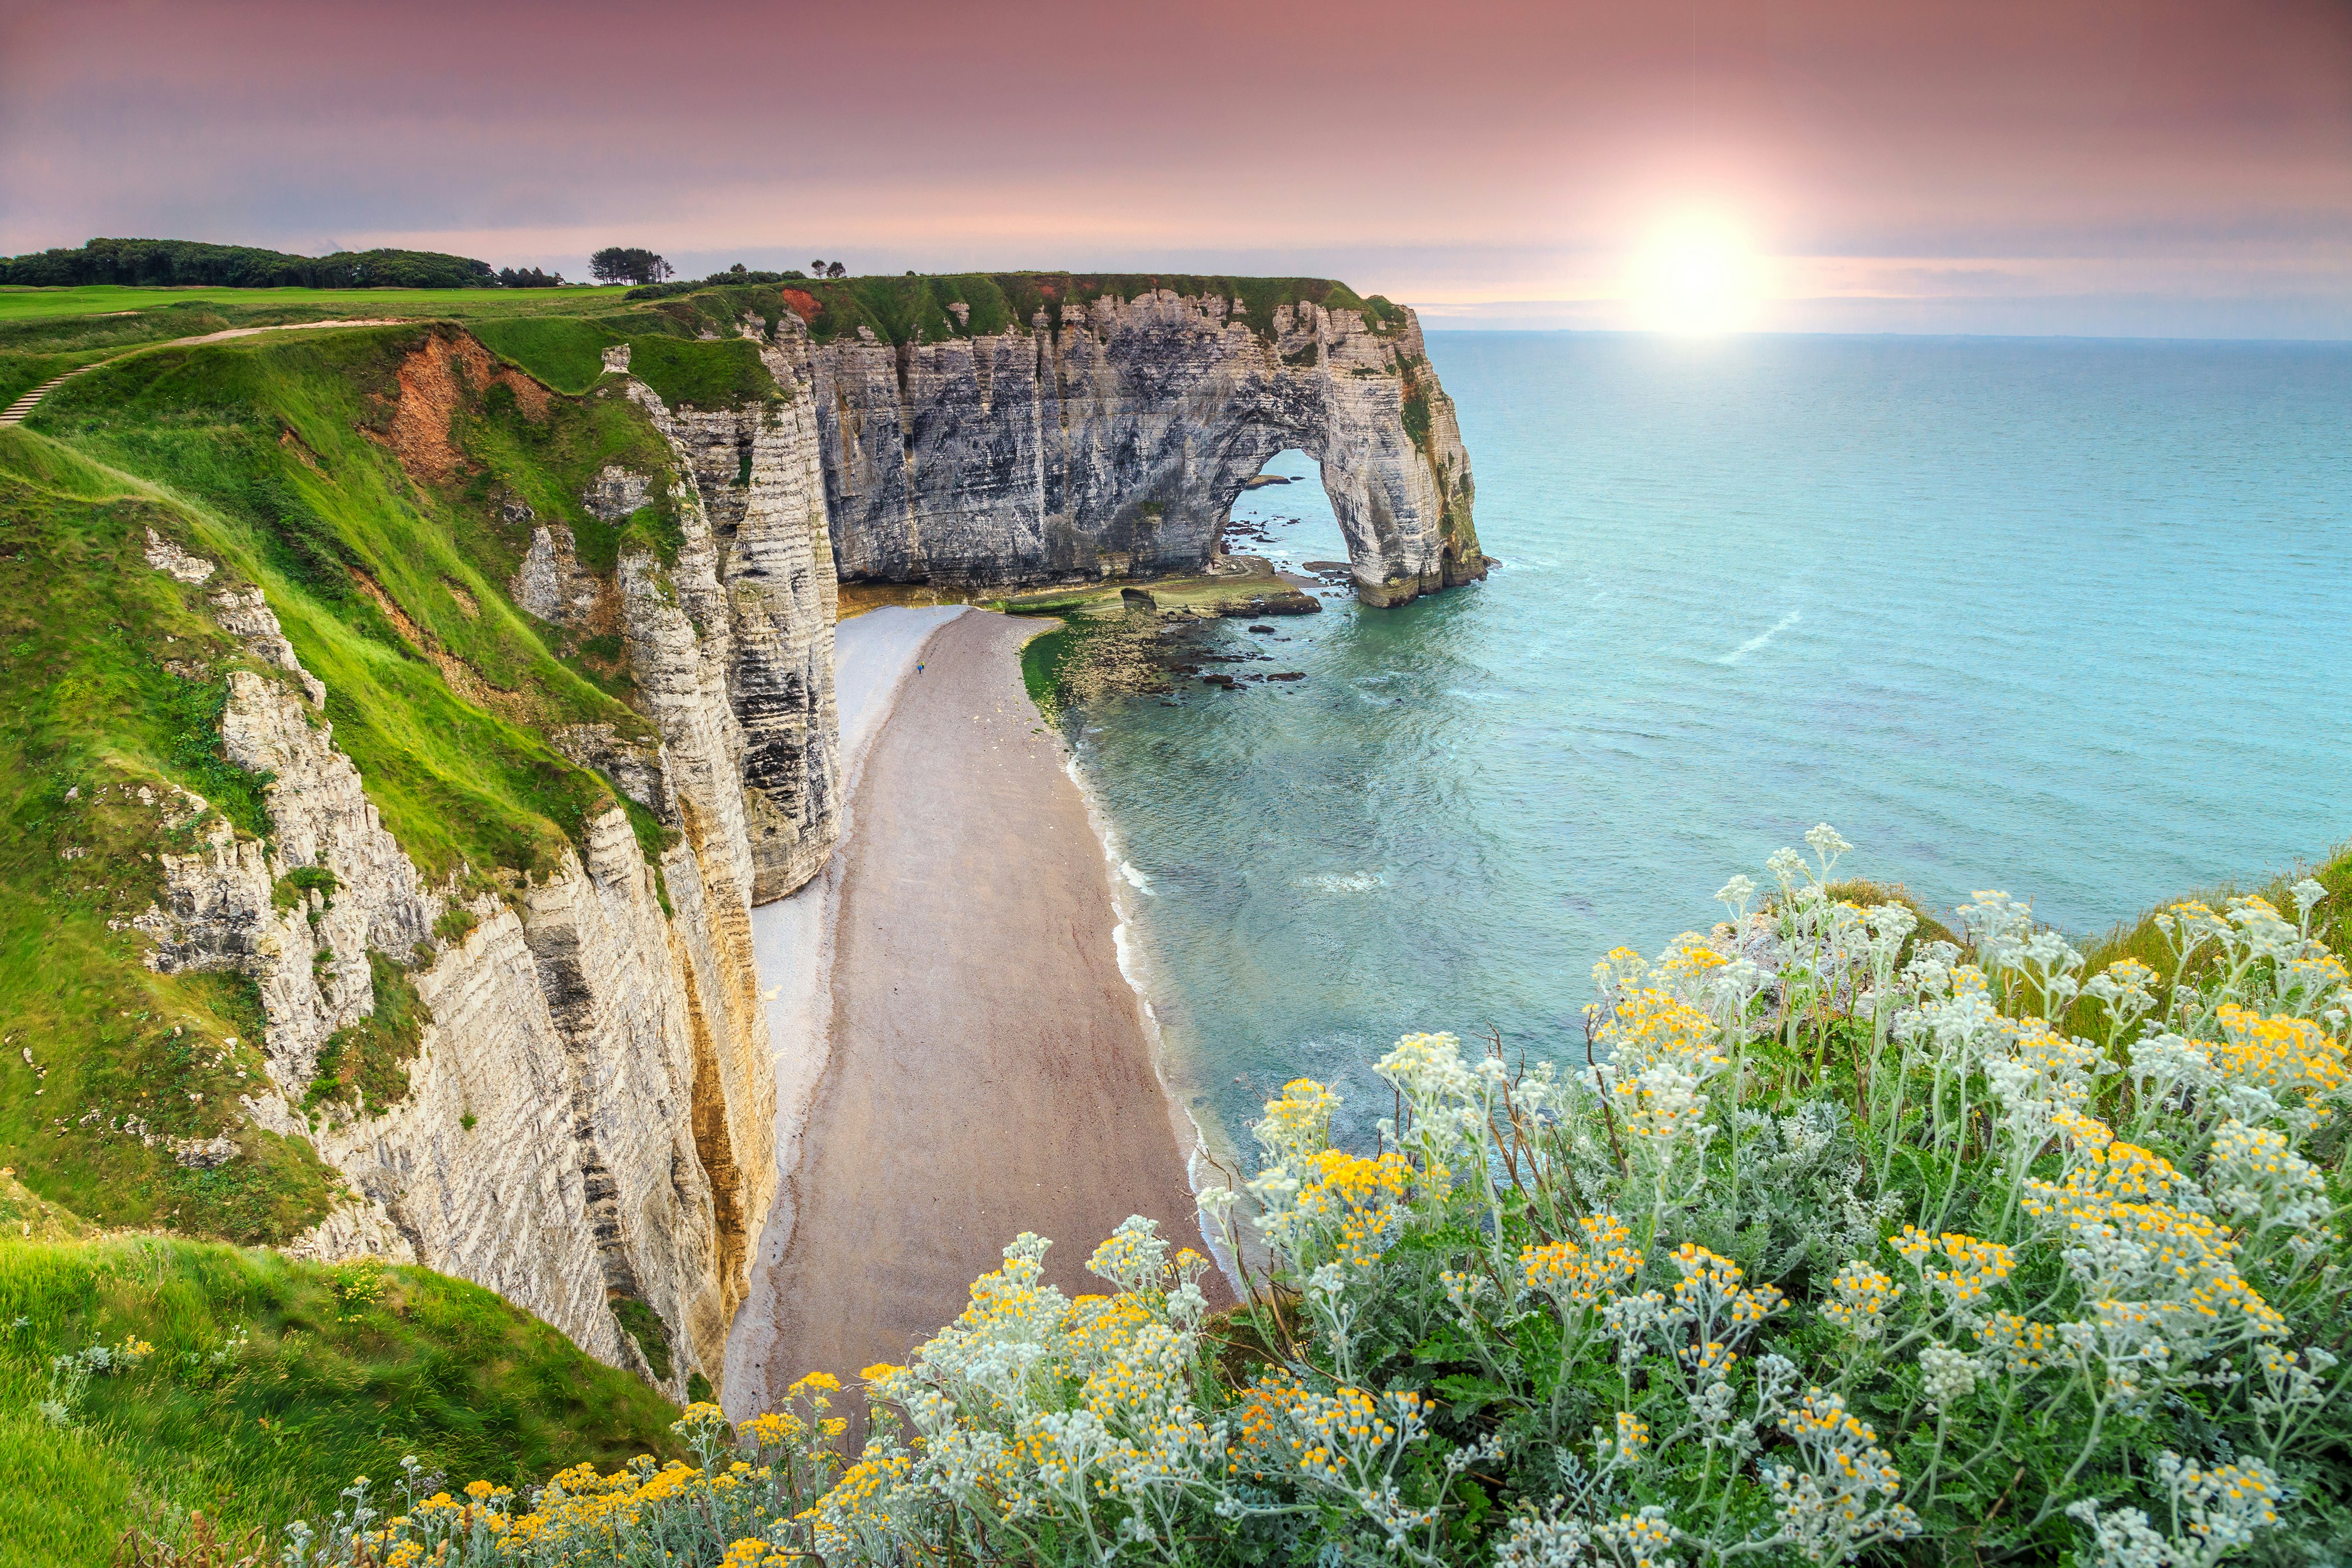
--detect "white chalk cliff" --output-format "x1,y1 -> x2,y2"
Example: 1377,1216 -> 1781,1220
120,279 -> 1481,1396
804,289 -> 1485,607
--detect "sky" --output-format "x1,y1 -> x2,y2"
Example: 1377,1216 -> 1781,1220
2,0 -> 2347,337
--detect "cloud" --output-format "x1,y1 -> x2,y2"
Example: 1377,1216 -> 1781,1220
2,0 -> 2345,336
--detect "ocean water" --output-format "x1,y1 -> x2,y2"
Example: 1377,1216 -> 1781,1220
1068,332 -> 2352,1161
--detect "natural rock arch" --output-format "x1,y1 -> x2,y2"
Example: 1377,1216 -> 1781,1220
802,288 -> 1487,606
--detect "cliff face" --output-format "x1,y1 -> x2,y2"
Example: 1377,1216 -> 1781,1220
621,341 -> 840,904
117,317 -> 842,1398
521,339 -> 841,906
134,541 -> 774,1396
804,290 -> 1484,607
59,275 -> 1469,1399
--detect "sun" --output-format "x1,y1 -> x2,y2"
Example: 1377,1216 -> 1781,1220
1627,216 -> 1765,333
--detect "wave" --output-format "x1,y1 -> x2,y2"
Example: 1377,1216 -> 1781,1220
1295,871 -> 1388,893
1715,607 -> 1802,664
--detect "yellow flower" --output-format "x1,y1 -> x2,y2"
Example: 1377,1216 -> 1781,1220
1822,1260 -> 1901,1341
2213,1005 -> 2347,1105
1521,1224 -> 1643,1308
1256,1078 -> 1339,1163
1290,1148 -> 1412,1267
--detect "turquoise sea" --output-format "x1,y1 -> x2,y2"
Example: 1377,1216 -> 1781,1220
1066,332 -> 2352,1160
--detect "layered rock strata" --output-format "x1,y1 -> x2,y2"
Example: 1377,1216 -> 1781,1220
136,541 -> 777,1398
804,291 -> 1485,607
509,335 -> 841,907
622,345 -> 840,903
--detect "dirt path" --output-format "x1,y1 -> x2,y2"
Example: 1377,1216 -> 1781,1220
733,610 -> 1208,1395
1,318 -> 409,426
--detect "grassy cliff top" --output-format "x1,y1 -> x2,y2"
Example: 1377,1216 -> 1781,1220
0,272 -> 1410,402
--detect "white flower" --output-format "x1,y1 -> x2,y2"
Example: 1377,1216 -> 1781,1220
1714,873 -> 1757,918
2067,1499 -> 2173,1568
1497,1501 -> 1594,1568
1919,1343 -> 1978,1410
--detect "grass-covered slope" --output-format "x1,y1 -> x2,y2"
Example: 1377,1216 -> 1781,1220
0,1235 -> 682,1568
30,324 -> 670,882
0,434 -> 347,1242
0,315 -> 719,1241
1,270 -> 1406,407
0,288 -> 638,407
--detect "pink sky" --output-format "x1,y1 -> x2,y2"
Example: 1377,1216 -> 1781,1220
3,0 -> 2346,335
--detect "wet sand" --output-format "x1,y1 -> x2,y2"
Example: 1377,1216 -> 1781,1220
730,609 -> 1206,1399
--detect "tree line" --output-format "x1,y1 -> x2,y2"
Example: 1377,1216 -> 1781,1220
0,239 -> 501,290
0,238 -> 861,291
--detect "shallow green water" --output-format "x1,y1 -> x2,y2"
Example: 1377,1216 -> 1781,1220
1069,331 -> 2352,1159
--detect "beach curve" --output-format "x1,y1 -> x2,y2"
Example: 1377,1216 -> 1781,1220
725,608 -> 1208,1411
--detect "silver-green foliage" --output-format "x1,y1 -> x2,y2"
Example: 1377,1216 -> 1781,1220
282,829 -> 2352,1567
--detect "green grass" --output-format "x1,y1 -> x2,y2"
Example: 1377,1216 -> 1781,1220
608,1296 -> 672,1381
0,1236 -> 682,1568
1019,618 -> 1081,716
457,367 -> 686,573
622,335 -> 782,412
305,954 -> 430,1117
0,285 -> 638,324
25,325 -> 656,884
0,447 -> 344,1240
467,316 -> 627,395
0,319 -> 707,1234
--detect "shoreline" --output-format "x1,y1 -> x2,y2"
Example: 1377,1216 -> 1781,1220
724,608 -> 1212,1413
1056,745 -> 1254,1296
724,605 -> 969,1419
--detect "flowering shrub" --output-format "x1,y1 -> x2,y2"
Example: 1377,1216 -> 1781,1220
39,1331 -> 154,1424
286,831 -> 2350,1565
283,1383 -> 846,1567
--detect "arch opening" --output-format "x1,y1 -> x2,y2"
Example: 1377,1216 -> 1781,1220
1217,448 -> 1355,599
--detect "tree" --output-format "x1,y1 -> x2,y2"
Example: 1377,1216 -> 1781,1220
590,247 -> 672,285
497,266 -> 564,289
826,260 -> 847,278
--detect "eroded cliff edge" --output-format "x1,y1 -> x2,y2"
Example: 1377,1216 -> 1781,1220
797,279 -> 1484,608
3,272 -> 1475,1403
15,319 -> 838,1401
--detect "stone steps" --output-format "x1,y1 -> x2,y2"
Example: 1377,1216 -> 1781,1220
0,370 -> 85,427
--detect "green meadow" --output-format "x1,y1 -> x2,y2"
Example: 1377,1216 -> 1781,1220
0,1236 -> 680,1568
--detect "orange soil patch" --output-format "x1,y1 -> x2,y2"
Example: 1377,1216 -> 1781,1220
779,289 -> 821,324
381,329 -> 551,486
